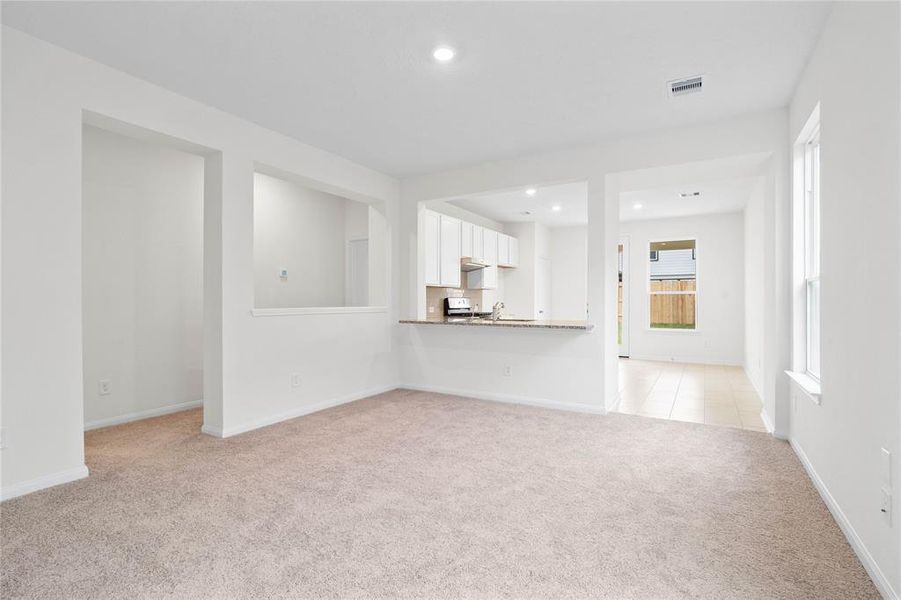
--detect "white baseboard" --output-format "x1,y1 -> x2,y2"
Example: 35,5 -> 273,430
759,407 -> 775,435
400,383 -> 607,415
606,394 -> 622,413
1,464 -> 90,502
84,400 -> 202,431
790,439 -> 898,600
742,363 -> 765,399
625,353 -> 742,367
214,384 -> 399,438
200,424 -> 224,438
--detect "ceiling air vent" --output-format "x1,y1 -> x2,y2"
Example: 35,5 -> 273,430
668,76 -> 703,98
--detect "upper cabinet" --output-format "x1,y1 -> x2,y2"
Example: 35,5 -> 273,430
497,233 -> 519,268
439,215 -> 462,288
469,228 -> 499,289
472,225 -> 485,263
423,209 -> 462,288
498,233 -> 510,266
422,209 -> 515,289
423,210 -> 440,286
461,221 -> 473,258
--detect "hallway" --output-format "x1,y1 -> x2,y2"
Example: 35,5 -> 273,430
616,359 -> 767,431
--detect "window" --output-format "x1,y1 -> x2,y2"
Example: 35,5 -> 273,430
804,127 -> 821,379
649,239 -> 696,330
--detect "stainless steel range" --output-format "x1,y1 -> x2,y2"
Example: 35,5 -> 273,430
444,297 -> 480,318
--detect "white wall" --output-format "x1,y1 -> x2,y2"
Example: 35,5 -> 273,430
399,109 -> 788,415
619,213 -> 744,365
788,3 -> 900,596
549,226 -> 588,321
427,200 -> 504,232
82,126 -> 204,429
743,178 -> 765,393
1,27 -> 398,498
253,172 -> 349,308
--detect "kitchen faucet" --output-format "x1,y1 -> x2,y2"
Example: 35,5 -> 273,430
491,301 -> 505,321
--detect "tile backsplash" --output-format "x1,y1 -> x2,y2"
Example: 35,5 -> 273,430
425,276 -> 498,317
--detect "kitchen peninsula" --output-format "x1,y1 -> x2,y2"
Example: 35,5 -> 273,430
399,316 -> 593,331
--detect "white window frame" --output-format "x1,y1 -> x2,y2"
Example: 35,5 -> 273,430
789,104 -> 822,399
803,126 -> 821,382
647,238 -> 698,332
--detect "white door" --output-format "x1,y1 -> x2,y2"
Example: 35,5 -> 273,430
618,238 -> 630,357
346,238 -> 369,306
536,257 -> 550,319
423,210 -> 440,286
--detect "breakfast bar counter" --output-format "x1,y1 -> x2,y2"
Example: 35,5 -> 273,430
399,317 -> 594,331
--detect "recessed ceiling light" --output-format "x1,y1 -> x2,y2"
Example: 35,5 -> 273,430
633,202 -> 643,210
551,205 -> 562,212
525,188 -> 537,196
433,46 -> 455,63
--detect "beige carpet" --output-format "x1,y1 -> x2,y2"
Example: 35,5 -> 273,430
1,390 -> 877,599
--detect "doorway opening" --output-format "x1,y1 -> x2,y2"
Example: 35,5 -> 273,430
618,238 -> 630,357
81,120 -> 209,440
610,155 -> 770,431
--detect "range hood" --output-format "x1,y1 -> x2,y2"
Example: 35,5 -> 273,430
461,257 -> 489,272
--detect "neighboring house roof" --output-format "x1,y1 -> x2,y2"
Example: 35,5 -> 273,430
650,248 -> 696,280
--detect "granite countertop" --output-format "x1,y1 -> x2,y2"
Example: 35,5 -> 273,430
398,317 -> 594,331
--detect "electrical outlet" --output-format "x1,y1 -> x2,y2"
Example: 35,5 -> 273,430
290,373 -> 302,389
428,306 -> 435,314
98,379 -> 112,396
503,365 -> 512,377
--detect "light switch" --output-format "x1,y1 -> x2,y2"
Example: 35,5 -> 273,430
279,268 -> 288,280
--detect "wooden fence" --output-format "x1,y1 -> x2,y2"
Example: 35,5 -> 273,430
649,279 -> 696,328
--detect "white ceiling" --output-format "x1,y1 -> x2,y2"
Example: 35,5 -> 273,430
620,178 -> 759,222
449,182 -> 588,227
618,154 -> 768,222
1,2 -> 831,176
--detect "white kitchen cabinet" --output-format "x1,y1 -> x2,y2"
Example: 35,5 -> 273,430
467,264 -> 498,289
483,228 -> 498,265
461,221 -> 473,258
423,210 -> 440,286
497,233 -> 510,266
471,225 -> 484,262
468,228 -> 499,289
439,215 -> 462,288
508,236 -> 519,267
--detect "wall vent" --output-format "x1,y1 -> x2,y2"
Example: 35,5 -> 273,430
668,76 -> 703,98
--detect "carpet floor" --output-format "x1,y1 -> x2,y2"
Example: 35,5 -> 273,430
1,390 -> 878,599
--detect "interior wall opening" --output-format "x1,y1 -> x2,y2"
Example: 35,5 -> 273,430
81,124 -> 205,434
416,181 -> 588,324
611,155 -> 770,432
251,167 -> 389,312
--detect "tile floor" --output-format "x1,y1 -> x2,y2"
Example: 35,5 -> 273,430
615,359 -> 768,432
